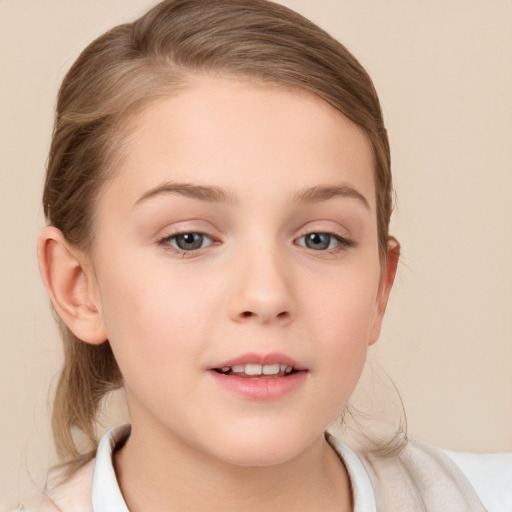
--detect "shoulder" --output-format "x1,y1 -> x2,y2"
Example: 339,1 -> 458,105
363,436 -> 511,512
7,459 -> 95,512
444,448 -> 512,512
328,430 -> 511,512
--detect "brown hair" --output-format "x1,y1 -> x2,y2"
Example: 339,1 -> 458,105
44,0 -> 397,471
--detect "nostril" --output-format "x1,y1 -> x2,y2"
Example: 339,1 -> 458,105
236,310 -> 291,322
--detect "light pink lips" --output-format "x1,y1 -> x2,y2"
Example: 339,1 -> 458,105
208,352 -> 308,400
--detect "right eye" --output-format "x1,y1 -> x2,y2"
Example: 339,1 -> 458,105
160,232 -> 214,252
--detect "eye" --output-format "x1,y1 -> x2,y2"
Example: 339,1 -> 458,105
161,232 -> 213,252
296,232 -> 352,251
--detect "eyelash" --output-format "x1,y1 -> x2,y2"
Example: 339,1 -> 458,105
156,230 -> 355,257
157,231 -> 217,257
295,231 -> 355,254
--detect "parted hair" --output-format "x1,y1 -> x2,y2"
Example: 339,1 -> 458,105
44,0 -> 396,473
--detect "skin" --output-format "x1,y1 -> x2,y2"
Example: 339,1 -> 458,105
39,78 -> 398,511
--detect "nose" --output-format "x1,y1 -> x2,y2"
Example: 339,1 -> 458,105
228,245 -> 295,325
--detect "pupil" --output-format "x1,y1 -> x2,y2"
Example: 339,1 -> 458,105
177,233 -> 203,250
306,233 -> 330,250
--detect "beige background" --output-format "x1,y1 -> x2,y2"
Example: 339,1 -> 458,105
1,0 -> 511,506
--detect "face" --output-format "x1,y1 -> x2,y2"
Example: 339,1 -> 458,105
86,77 -> 393,467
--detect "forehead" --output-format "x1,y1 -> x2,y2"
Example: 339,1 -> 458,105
101,77 -> 376,211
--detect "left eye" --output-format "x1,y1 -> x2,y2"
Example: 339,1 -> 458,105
164,232 -> 213,251
296,232 -> 346,251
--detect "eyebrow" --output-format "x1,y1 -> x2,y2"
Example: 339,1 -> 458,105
133,181 -> 370,210
293,184 -> 370,210
133,182 -> 238,208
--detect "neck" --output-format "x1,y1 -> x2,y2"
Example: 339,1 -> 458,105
114,422 -> 352,512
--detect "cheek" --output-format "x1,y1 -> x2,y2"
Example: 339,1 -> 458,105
303,262 -> 381,382
304,262 -> 381,337
96,259 -> 221,373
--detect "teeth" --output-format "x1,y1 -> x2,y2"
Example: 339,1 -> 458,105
262,364 -> 280,375
222,364 -> 294,375
245,364 -> 263,375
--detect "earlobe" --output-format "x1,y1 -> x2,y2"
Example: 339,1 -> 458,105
37,226 -> 107,345
368,237 -> 400,345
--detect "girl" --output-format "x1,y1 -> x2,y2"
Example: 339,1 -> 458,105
8,0 -> 511,510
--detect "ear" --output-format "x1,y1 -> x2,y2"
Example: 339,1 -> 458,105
368,237 -> 400,345
37,226 -> 107,344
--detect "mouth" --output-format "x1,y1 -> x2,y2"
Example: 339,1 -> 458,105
208,353 -> 308,400
210,352 -> 307,378
213,363 -> 298,378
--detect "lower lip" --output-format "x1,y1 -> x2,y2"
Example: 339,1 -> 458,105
208,370 -> 307,400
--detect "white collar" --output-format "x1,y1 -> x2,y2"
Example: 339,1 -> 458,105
91,424 -> 375,512
327,434 -> 377,512
92,424 -> 131,512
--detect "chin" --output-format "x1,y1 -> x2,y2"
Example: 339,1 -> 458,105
203,425 -> 318,468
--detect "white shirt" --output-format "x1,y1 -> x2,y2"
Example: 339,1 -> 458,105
91,424 -> 512,512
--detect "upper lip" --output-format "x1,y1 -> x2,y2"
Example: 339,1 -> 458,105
211,352 -> 307,371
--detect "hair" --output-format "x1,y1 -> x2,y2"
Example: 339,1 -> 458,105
43,0 -> 399,472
